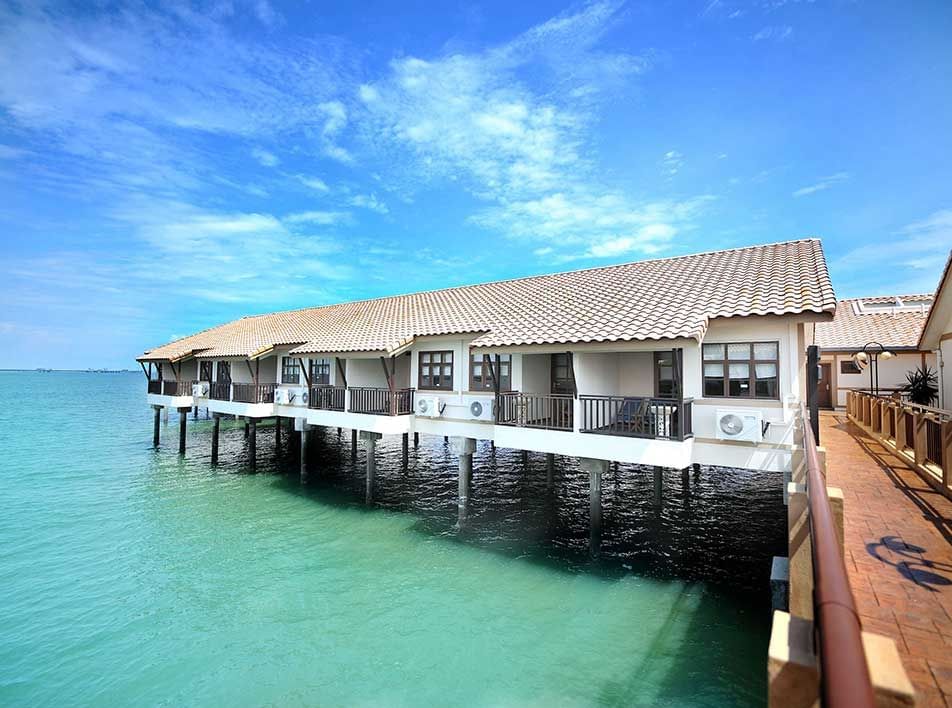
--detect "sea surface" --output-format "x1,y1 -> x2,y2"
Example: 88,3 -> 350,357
0,371 -> 784,707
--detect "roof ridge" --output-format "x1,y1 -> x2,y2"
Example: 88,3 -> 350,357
229,237 -> 824,320
840,293 -> 934,302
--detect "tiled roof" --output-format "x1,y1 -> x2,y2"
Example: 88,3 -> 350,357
138,238 -> 836,361
815,295 -> 933,351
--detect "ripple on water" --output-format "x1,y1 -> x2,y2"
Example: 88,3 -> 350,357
0,372 -> 782,707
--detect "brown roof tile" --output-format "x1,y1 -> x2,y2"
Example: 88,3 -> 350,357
139,238 -> 836,361
815,294 -> 933,351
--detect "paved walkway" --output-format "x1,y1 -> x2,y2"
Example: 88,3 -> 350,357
822,412 -> 952,707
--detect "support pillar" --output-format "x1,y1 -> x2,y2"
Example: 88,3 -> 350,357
414,432 -> 419,447
193,406 -> 198,420
521,449 -> 528,466
152,405 -> 161,448
402,433 -> 409,468
248,419 -> 257,471
452,437 -> 476,526
337,427 -> 341,440
580,458 -> 609,552
211,414 -> 221,464
178,407 -> 188,455
300,424 -> 309,482
546,453 -> 555,490
244,420 -> 249,439
653,466 -> 663,507
360,432 -> 382,503
163,406 -> 169,425
351,429 -> 358,460
275,416 -> 282,452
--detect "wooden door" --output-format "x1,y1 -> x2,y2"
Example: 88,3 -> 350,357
817,363 -> 833,409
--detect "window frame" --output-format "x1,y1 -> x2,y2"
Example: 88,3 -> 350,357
418,350 -> 455,391
701,341 -> 780,400
281,356 -> 301,385
199,361 -> 213,382
309,358 -> 331,386
216,361 -> 231,384
840,359 -> 862,375
551,353 -> 574,395
469,352 -> 512,392
654,351 -> 675,398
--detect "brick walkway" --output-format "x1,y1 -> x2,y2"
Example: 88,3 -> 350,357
822,412 -> 952,707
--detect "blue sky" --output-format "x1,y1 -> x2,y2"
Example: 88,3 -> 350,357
1,0 -> 950,368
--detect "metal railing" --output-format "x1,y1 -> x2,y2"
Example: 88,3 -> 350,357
579,396 -> 693,441
495,392 -> 574,431
348,387 -> 414,416
803,404 -> 875,708
232,383 -> 276,404
309,385 -> 345,411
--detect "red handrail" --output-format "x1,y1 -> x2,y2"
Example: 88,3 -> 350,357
803,406 -> 875,707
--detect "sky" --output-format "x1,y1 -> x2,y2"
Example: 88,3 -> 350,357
1,0 -> 951,369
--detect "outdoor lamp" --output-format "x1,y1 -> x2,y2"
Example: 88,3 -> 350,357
854,351 -> 869,364
880,351 -> 894,361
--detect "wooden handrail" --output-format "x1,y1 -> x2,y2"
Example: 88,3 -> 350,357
803,404 -> 875,708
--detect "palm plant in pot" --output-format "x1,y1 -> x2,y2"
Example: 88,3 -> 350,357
901,365 -> 939,406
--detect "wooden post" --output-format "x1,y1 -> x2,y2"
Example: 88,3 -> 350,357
244,420 -> 249,439
413,432 -> 419,447
275,416 -> 281,451
546,453 -> 555,490
211,414 -> 220,464
913,412 -> 927,468
177,407 -> 188,455
402,433 -> 409,468
806,345 -> 819,444
521,449 -> 528,466
248,419 -> 257,470
895,406 -> 909,451
351,429 -> 357,460
942,421 -> 952,488
653,466 -> 663,507
152,405 -> 161,448
193,406 -> 198,420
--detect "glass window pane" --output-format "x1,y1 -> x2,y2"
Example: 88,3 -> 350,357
755,363 -> 778,398
703,344 -> 723,360
421,353 -> 430,363
704,362 -> 725,396
754,342 -> 778,360
445,351 -> 453,363
727,343 -> 751,360
729,363 -> 750,396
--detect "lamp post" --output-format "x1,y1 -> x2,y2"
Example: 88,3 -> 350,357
852,342 -> 894,397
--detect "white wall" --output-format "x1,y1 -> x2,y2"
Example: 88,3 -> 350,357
409,336 -> 472,392
521,353 -> 551,394
348,358 -> 389,388
822,351 -> 936,407
941,341 -> 952,409
617,352 -> 655,396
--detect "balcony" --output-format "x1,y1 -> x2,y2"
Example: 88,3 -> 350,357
160,380 -> 194,397
309,385 -> 345,411
210,381 -> 231,401
349,387 -> 414,416
579,395 -> 693,441
147,380 -> 162,395
232,383 -> 276,404
496,392 -> 574,431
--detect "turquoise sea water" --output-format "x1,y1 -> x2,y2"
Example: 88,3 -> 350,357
0,372 -> 781,707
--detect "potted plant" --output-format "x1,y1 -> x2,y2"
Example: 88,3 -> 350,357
901,365 -> 939,406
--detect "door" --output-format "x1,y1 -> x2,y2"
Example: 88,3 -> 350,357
817,363 -> 832,409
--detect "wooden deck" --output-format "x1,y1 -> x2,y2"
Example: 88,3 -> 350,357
823,412 -> 952,706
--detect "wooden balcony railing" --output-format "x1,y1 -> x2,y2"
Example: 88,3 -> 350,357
579,396 -> 694,441
309,385 -> 345,411
232,383 -> 276,404
348,387 -> 414,416
495,392 -> 574,431
147,380 -> 162,395
161,380 -> 194,396
210,381 -> 231,401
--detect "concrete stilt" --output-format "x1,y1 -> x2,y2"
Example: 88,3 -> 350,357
300,424 -> 309,482
361,431 -> 382,503
163,406 -> 169,425
444,436 -> 449,443
521,449 -> 528,466
178,407 -> 188,455
211,414 -> 220,464
580,458 -> 609,552
244,420 -> 249,439
654,466 -> 663,506
275,416 -> 281,451
452,437 -> 476,526
193,406 -> 198,420
402,433 -> 409,468
152,405 -> 161,447
414,432 -> 419,447
248,419 -> 257,470
351,429 -> 358,460
337,427 -> 341,440
546,453 -> 555,490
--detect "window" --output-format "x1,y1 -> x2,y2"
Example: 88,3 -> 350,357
840,360 -> 861,374
551,353 -> 574,395
200,361 -> 213,382
216,361 -> 231,384
702,342 -> 779,399
419,351 -> 454,390
281,357 -> 300,385
469,353 -> 511,391
655,352 -> 675,397
309,358 -> 331,385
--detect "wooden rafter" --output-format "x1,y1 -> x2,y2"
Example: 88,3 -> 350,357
336,357 -> 348,388
298,358 -> 310,387
566,352 -> 578,398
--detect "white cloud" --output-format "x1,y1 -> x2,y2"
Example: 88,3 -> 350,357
284,210 -> 351,225
0,144 -> 29,159
753,25 -> 793,41
792,172 -> 849,197
662,150 -> 684,176
350,193 -> 388,214
295,174 -> 330,192
251,147 -> 279,167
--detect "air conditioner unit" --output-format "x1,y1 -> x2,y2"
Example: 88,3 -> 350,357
715,409 -> 764,443
285,387 -> 306,405
192,382 -> 209,398
299,389 -> 309,406
274,388 -> 288,405
415,396 -> 443,418
466,396 -> 495,421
